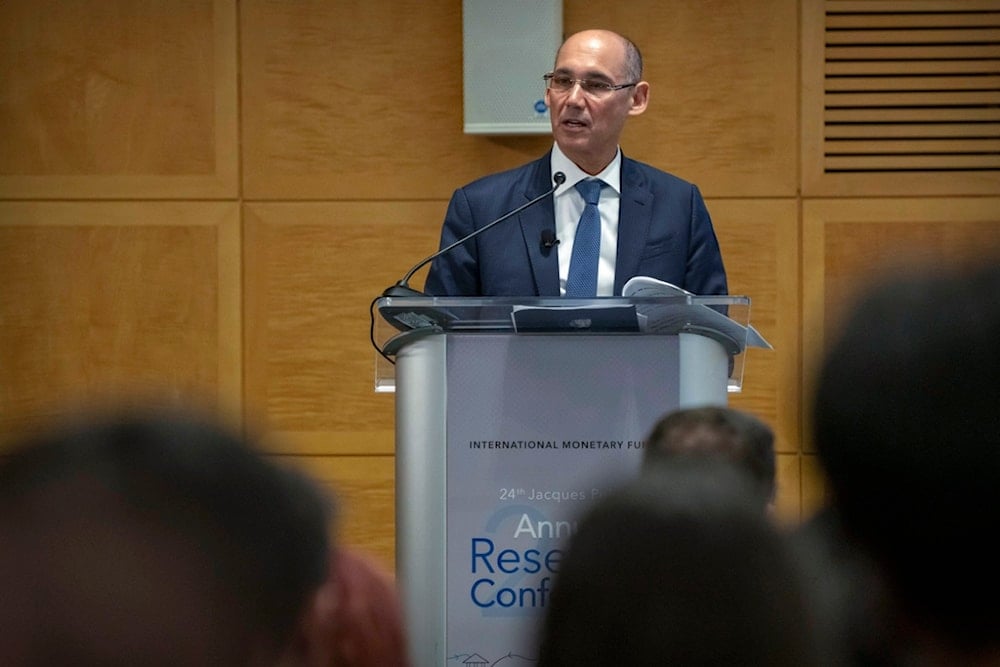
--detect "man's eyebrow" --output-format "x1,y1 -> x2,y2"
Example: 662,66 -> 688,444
551,67 -> 614,81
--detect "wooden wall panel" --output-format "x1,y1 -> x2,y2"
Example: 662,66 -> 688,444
240,0 -> 552,200
709,199 -> 803,521
243,201 -> 444,455
801,0 -> 1000,196
801,197 -> 1000,452
276,454 -> 397,572
240,0 -> 798,200
565,0 -> 800,197
709,199 -> 800,453
0,0 -> 238,199
0,202 -> 242,446
800,453 -> 829,521
775,452 -> 803,525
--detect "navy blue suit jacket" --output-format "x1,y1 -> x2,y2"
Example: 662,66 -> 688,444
423,151 -> 727,297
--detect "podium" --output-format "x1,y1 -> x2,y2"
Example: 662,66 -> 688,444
374,294 -> 766,667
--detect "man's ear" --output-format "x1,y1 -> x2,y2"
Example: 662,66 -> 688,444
628,81 -> 650,117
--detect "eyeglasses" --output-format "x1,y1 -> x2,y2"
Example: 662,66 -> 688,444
543,73 -> 638,98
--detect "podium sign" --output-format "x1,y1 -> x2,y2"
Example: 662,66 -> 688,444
377,295 -> 764,666
444,334 -> 678,663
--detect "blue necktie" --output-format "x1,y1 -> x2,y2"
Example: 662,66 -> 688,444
565,179 -> 604,297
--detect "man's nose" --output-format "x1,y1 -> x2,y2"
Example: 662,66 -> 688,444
565,81 -> 587,103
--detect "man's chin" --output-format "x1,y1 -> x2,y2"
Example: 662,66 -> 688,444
554,129 -> 591,151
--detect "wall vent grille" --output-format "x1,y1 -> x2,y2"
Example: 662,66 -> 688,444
823,0 -> 1000,174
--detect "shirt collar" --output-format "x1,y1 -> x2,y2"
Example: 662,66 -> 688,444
550,143 -> 622,196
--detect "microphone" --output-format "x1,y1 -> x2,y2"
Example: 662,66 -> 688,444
540,229 -> 559,249
382,172 -> 567,297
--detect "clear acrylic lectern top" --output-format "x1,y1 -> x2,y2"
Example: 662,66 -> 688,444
373,294 -> 768,393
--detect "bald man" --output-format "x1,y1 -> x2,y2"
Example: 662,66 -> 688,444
425,29 -> 727,299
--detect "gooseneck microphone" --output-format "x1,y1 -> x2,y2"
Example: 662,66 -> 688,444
381,172 -> 567,297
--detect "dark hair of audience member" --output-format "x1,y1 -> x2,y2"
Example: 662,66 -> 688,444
812,260 -> 1000,659
643,405 -> 776,512
0,409 -> 335,666
535,458 -> 820,667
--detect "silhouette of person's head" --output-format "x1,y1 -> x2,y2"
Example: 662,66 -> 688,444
0,410 -> 335,666
812,260 -> 1000,660
326,547 -> 412,667
536,458 -> 818,666
643,405 -> 776,512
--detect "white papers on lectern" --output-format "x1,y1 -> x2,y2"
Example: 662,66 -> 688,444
622,276 -> 772,350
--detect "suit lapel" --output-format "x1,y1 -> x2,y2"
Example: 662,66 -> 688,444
614,158 -> 654,295
521,154 -> 561,296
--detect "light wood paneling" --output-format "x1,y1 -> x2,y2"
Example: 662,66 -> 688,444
243,201 -> 445,455
775,452 -> 803,525
801,196 -> 1000,451
0,0 -> 238,199
801,0 -> 1000,196
239,0 -> 552,200
275,454 -> 396,572
564,0 -> 800,197
0,201 -> 242,445
709,199 -> 801,455
240,0 -> 799,200
800,453 -> 829,521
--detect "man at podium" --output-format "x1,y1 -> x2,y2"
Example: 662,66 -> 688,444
424,29 -> 728,299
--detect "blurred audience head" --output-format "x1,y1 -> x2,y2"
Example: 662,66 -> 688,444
812,259 -> 1000,661
0,409 -> 335,667
327,547 -> 411,667
536,458 -> 819,666
643,405 -> 776,512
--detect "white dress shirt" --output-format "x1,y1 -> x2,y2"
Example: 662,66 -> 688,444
550,143 -> 622,296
